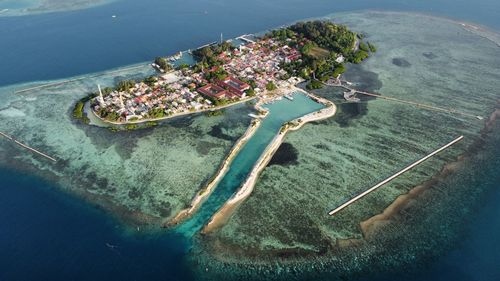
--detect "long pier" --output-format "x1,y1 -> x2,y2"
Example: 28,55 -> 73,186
14,64 -> 148,94
338,84 -> 483,120
0,131 -> 57,162
328,135 -> 464,216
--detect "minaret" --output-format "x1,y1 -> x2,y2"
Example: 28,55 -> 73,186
119,92 -> 125,110
97,84 -> 105,105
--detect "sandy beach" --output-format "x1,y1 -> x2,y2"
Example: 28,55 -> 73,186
164,116 -> 264,226
355,106 -> 500,242
202,88 -> 337,233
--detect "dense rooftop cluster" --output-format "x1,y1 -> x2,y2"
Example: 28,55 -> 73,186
91,38 -> 305,122
86,20 -> 374,123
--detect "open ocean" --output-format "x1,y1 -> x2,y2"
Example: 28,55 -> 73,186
0,0 -> 499,280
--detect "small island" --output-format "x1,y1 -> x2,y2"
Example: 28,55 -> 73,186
74,20 -> 376,125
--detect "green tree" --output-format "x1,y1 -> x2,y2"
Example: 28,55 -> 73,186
266,82 -> 277,91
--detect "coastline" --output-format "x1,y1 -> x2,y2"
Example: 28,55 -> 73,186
196,104 -> 500,270
165,113 -> 265,226
202,87 -> 337,233
89,96 -> 257,126
164,85 -> 309,226
350,105 -> 500,244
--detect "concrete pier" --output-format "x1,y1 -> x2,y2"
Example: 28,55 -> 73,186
339,84 -> 482,120
328,135 -> 464,216
0,131 -> 57,162
14,64 -> 147,94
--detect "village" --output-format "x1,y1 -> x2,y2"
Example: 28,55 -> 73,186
91,37 -> 305,123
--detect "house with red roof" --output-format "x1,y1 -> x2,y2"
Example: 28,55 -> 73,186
217,76 -> 250,98
197,84 -> 228,99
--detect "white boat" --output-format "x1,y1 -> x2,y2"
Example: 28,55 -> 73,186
284,94 -> 294,101
248,113 -> 261,119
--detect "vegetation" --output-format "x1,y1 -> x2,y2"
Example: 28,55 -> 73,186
351,50 -> 369,64
116,80 -> 136,92
192,41 -> 233,68
289,21 -> 356,56
246,88 -> 256,97
306,80 -> 324,90
332,63 -> 346,77
204,67 -> 228,81
359,41 -> 370,52
266,81 -> 277,91
268,20 -> 379,88
154,57 -> 172,71
147,107 -> 166,119
176,63 -> 190,70
72,101 -> 89,124
206,110 -> 224,117
72,93 -> 97,124
368,42 -> 377,52
143,76 -> 158,86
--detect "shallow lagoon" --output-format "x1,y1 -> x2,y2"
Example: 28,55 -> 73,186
1,8 -> 500,281
198,11 -> 500,279
0,63 -> 254,226
177,93 -> 325,237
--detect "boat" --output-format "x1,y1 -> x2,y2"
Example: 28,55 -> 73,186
476,115 -> 484,120
248,113 -> 261,119
169,52 -> 182,62
284,94 -> 294,101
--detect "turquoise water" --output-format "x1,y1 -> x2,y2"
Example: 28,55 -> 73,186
176,93 -> 325,237
1,0 -> 500,280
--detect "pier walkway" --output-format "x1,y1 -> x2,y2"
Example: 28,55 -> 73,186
322,78 -> 483,120
237,35 -> 256,44
329,135 -> 464,216
14,64 -> 148,95
338,83 -> 483,120
0,131 -> 57,162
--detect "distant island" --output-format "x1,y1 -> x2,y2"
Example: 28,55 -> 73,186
73,20 -> 376,126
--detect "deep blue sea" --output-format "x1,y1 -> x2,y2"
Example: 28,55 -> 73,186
0,0 -> 499,280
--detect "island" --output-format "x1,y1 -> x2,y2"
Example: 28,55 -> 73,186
74,20 -> 376,126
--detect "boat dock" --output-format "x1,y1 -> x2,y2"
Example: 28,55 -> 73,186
0,131 -> 57,162
339,84 -> 483,120
328,135 -> 464,216
236,35 -> 256,44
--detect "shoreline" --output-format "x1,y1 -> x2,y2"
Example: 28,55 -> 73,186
345,105 -> 500,244
202,87 -> 337,233
164,85 -> 305,226
197,104 -> 500,268
89,96 -> 257,126
164,110 -> 266,227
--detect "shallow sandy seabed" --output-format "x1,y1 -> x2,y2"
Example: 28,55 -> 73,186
195,11 -> 500,278
0,0 -> 116,16
0,63 -> 253,226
